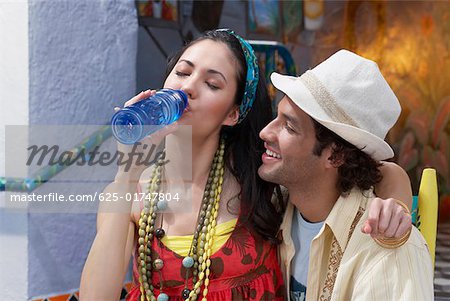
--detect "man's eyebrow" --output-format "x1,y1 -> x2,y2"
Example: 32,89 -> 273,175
281,112 -> 300,127
178,59 -> 227,83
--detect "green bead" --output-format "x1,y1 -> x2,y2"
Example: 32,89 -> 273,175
182,256 -> 194,268
157,200 -> 168,211
157,293 -> 169,301
153,258 -> 164,270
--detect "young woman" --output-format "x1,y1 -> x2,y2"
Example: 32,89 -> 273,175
80,30 -> 412,301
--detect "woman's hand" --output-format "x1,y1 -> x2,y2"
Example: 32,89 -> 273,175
362,197 -> 412,238
114,89 -> 179,181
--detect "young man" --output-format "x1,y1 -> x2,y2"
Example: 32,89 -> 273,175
258,50 -> 434,300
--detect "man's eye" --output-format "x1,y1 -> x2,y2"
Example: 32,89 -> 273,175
285,124 -> 295,133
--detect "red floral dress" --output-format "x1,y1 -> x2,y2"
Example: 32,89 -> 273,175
126,216 -> 285,300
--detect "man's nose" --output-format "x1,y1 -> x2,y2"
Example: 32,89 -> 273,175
260,119 -> 276,142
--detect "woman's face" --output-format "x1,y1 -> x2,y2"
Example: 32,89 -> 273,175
164,39 -> 240,137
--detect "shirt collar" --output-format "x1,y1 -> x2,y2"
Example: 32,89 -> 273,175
323,188 -> 371,250
280,200 -> 295,243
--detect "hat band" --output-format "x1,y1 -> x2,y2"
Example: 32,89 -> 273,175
300,71 -> 358,127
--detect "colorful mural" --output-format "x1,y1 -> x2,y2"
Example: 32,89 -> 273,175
137,0 -> 178,21
248,0 -> 280,37
306,1 -> 450,220
247,0 -> 303,42
346,2 -> 450,214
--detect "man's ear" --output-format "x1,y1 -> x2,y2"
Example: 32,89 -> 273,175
324,143 -> 344,169
222,105 -> 239,126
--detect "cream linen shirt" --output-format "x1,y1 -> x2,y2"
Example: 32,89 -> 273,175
278,188 -> 434,301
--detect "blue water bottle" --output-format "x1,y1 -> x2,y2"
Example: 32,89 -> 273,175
111,89 -> 188,144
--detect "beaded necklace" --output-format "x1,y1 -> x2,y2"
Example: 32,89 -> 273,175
137,139 -> 225,301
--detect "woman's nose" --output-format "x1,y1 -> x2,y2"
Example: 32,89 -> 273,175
181,78 -> 197,100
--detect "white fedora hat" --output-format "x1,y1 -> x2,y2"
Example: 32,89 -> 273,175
271,49 -> 401,161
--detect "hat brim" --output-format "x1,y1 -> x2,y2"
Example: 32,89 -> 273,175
271,72 -> 394,161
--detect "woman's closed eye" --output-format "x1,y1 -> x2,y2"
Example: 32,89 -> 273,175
175,71 -> 189,77
206,82 -> 220,90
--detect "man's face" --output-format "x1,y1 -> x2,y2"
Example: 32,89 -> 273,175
258,96 -> 328,188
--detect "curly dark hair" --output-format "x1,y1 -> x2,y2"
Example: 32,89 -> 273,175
312,119 -> 382,195
165,30 -> 285,244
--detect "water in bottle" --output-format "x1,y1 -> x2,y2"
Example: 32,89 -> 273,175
111,89 -> 188,144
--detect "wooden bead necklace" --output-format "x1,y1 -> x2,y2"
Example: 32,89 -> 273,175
137,139 -> 225,301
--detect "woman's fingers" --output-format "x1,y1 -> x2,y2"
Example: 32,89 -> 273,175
364,197 -> 412,239
383,205 -> 403,237
140,122 -> 179,148
377,198 -> 395,235
124,89 -> 156,107
394,211 -> 412,238
363,197 -> 382,235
